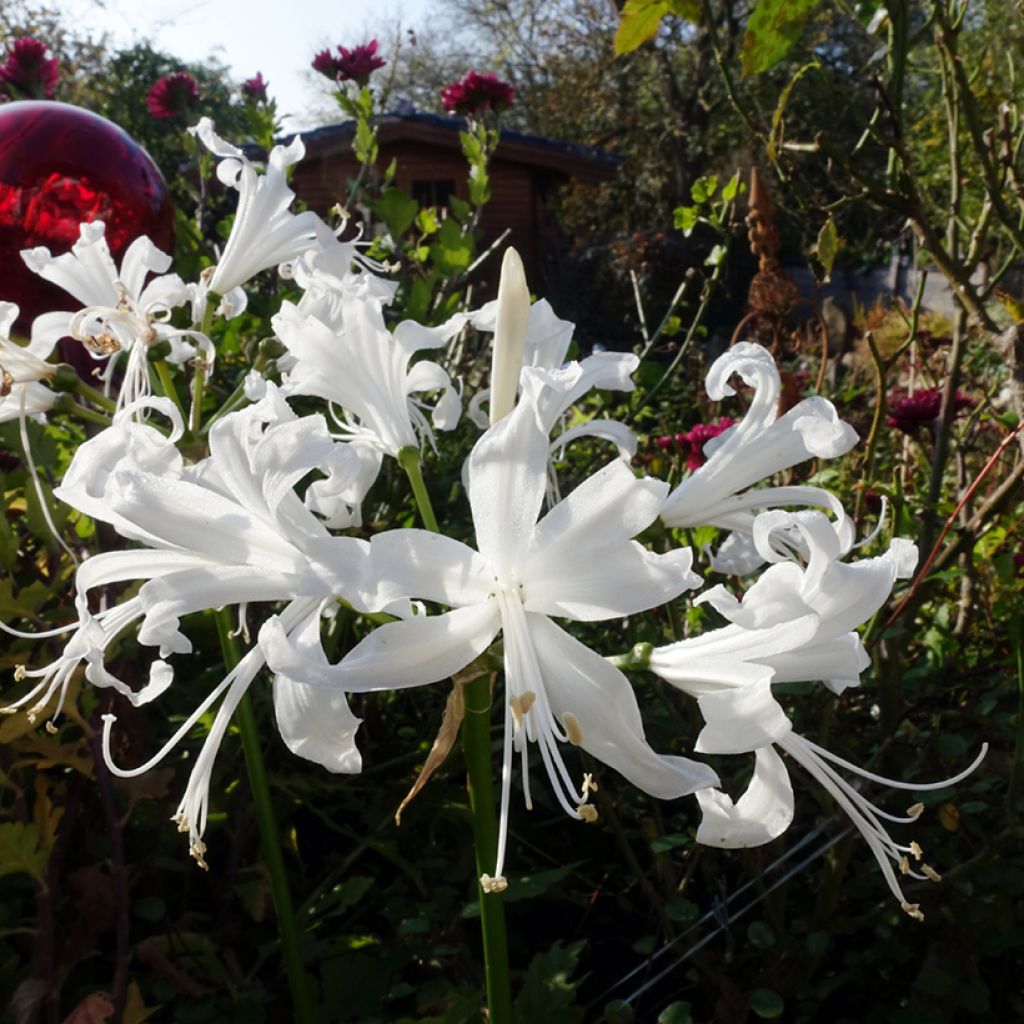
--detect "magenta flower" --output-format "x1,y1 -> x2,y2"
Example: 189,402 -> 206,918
311,40 -> 385,85
887,388 -> 974,433
440,71 -> 515,117
681,418 -> 735,471
0,37 -> 59,100
146,71 -> 199,120
241,72 -> 269,104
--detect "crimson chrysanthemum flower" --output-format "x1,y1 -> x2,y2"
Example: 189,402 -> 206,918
887,387 -> 974,433
0,37 -> 59,100
241,72 -> 268,104
146,72 -> 199,120
440,71 -> 515,117
311,40 -> 385,84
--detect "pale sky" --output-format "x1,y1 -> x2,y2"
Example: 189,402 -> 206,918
52,0 -> 437,129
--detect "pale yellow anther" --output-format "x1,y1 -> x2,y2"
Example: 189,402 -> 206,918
509,691 -> 536,729
172,813 -> 190,834
577,804 -> 599,823
190,840 -> 209,871
582,773 -> 599,794
14,665 -> 27,681
910,841 -> 923,861
563,712 -> 584,746
26,712 -> 36,725
901,901 -> 925,922
509,697 -> 524,728
907,802 -> 924,819
922,864 -> 942,883
45,721 -> 57,735
480,874 -> 508,894
899,856 -> 910,875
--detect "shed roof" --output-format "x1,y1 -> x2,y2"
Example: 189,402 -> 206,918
292,111 -> 621,185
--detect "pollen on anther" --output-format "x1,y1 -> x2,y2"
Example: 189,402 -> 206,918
910,841 -> 923,861
14,665 -> 27,681
190,841 -> 209,871
563,712 -> 584,746
509,690 -> 536,728
577,803 -> 599,823
899,855 -> 910,875
922,864 -> 942,882
901,901 -> 925,922
582,772 -> 598,794
480,873 -> 508,894
45,720 -> 58,735
907,802 -> 924,818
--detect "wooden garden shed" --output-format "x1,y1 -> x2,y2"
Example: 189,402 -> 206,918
289,111 -> 620,289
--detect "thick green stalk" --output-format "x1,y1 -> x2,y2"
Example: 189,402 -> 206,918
397,445 -> 512,1023
214,612 -> 316,1024
462,676 -> 513,1023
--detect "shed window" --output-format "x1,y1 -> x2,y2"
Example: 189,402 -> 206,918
411,179 -> 455,207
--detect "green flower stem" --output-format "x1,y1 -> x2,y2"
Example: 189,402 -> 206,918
462,674 -> 513,1024
397,446 -> 440,532
214,611 -> 316,1024
397,445 -> 512,1023
189,299 -> 217,437
52,365 -> 117,414
154,360 -> 186,419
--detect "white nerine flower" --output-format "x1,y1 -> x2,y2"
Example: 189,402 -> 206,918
660,342 -> 859,573
648,510 -> 985,919
20,222 -> 203,412
189,118 -> 335,316
260,367 -> 717,889
6,390 -> 383,863
272,293 -> 464,467
0,302 -> 56,423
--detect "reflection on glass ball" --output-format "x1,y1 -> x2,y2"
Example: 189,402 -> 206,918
0,101 -> 175,333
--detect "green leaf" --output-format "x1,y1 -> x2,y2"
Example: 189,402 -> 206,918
705,243 -> 727,267
814,215 -> 840,282
468,162 -> 491,207
657,1002 -> 693,1024
650,832 -> 690,854
767,61 -> 819,160
741,0 -> 821,76
415,207 -> 440,236
449,196 -> 472,225
664,898 -> 698,922
749,989 -> 785,1019
615,1 -> 671,55
690,174 -> 718,204
673,205 -> 700,235
513,940 -> 586,1024
0,822 -> 48,883
429,217 -> 473,275
721,170 -> 742,202
372,188 -> 419,238
614,1 -> 699,56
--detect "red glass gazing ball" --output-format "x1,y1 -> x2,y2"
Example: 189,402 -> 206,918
0,101 -> 175,332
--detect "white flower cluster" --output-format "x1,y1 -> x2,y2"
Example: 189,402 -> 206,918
0,121 -> 983,918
